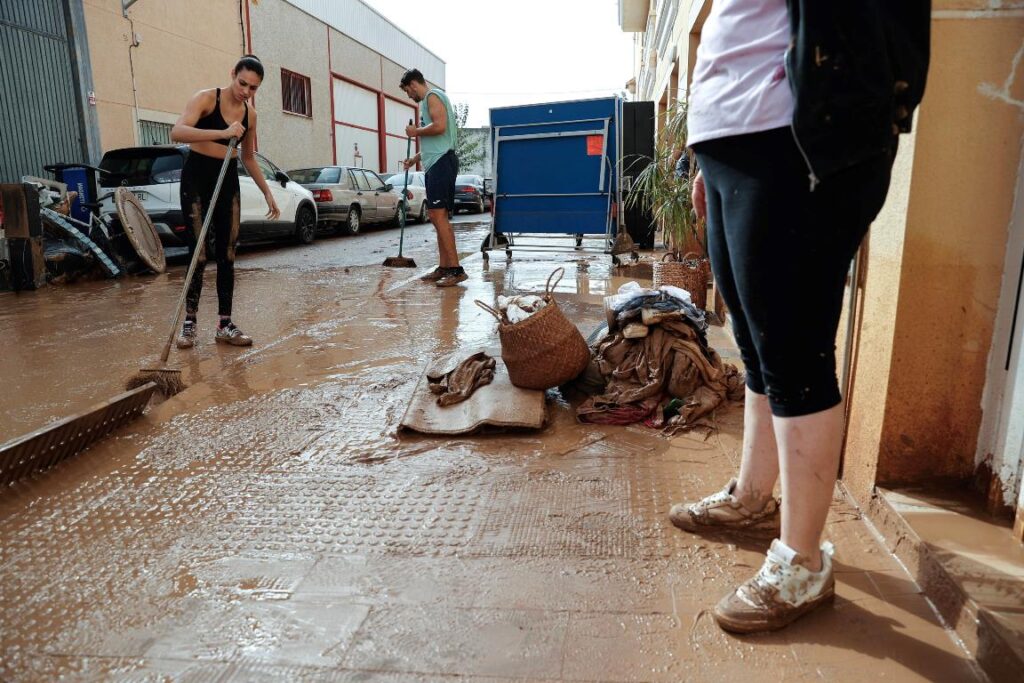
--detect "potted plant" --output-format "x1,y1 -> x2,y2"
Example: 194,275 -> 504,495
625,102 -> 711,309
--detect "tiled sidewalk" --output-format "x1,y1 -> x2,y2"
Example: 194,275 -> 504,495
0,257 -> 984,682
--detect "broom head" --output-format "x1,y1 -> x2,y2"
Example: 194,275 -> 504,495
382,256 -> 417,268
126,367 -> 186,397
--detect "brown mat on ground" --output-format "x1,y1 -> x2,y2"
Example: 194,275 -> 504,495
400,357 -> 546,435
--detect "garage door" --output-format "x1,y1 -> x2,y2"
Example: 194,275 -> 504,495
383,97 -> 417,176
333,78 -> 379,171
0,0 -> 87,182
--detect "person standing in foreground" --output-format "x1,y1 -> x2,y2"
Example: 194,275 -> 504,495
670,1 -> 930,633
170,54 -> 280,349
399,69 -> 466,288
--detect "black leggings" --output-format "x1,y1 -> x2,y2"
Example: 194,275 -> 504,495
694,128 -> 894,417
180,151 -> 241,317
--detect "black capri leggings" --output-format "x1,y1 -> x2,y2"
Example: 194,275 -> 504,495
180,151 -> 241,318
693,128 -> 895,417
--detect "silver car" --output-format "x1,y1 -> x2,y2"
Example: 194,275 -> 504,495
288,166 -> 401,236
383,171 -> 428,224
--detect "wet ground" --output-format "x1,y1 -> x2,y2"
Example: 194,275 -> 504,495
0,218 -> 985,681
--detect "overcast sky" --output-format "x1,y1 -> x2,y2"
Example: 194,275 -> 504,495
362,0 -> 636,127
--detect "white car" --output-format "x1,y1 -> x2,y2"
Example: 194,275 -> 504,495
97,145 -> 318,257
383,171 -> 428,224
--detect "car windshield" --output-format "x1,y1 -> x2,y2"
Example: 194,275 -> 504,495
289,167 -> 340,184
456,175 -> 480,185
99,149 -> 183,187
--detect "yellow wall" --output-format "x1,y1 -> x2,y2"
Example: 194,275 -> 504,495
83,0 -> 242,151
843,8 -> 1024,496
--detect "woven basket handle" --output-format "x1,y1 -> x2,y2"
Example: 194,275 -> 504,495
474,299 -> 504,322
682,251 -> 701,261
545,267 -> 565,297
662,253 -> 677,262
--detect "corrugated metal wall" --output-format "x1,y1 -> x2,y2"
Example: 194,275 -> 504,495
285,0 -> 445,88
0,0 -> 86,182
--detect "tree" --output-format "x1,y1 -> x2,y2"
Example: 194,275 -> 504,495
453,102 -> 486,172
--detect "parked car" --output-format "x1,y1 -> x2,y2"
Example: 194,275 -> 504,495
288,166 -> 401,236
382,171 -> 428,224
454,174 -> 487,214
97,145 -> 318,257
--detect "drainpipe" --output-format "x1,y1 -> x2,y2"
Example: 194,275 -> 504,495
126,15 -> 141,145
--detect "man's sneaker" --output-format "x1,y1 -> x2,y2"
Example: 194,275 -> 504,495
215,323 -> 253,347
436,269 -> 468,288
714,539 -> 835,633
175,321 -> 197,349
419,268 -> 446,282
668,478 -> 780,535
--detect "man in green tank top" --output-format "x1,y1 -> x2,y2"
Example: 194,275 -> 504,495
400,69 -> 466,287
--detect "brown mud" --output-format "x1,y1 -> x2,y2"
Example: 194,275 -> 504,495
0,219 -> 983,681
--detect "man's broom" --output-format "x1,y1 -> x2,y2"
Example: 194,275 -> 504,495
125,138 -> 239,397
383,122 -> 417,268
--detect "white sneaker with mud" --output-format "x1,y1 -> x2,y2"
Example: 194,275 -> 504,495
215,323 -> 252,347
175,321 -> 196,349
714,539 -> 835,633
669,478 -> 780,534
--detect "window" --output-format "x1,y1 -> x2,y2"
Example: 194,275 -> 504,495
99,149 -> 183,187
364,170 -> 386,190
139,120 -> 173,145
281,68 -> 312,117
289,167 -> 340,184
256,154 -> 279,182
351,170 -> 371,191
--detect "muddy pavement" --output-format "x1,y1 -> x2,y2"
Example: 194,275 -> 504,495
0,218 -> 982,681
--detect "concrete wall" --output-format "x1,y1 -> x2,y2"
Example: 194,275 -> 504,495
83,0 -> 241,152
842,5 -> 1024,498
247,0 -> 332,170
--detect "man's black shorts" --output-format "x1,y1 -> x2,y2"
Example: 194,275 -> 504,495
424,149 -> 458,212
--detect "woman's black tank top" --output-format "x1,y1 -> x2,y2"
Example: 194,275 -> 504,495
195,88 -> 248,145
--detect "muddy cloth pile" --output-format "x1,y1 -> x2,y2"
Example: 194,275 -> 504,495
427,352 -> 497,407
577,286 -> 744,433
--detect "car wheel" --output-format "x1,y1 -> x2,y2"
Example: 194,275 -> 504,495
418,201 -> 428,223
476,198 -> 485,214
344,206 -> 361,236
293,205 -> 317,245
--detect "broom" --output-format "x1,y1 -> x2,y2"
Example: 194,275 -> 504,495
382,121 -> 417,268
126,138 -> 239,397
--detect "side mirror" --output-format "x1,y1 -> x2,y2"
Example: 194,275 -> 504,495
483,178 -> 493,194
384,183 -> 394,191
275,170 -> 289,185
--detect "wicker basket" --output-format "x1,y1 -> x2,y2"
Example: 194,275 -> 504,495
653,252 -> 709,310
475,268 -> 591,390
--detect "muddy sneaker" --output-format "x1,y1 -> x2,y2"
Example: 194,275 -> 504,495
215,323 -> 253,347
668,478 -> 780,535
419,268 -> 446,282
175,321 -> 197,349
714,539 -> 835,634
436,268 -> 468,288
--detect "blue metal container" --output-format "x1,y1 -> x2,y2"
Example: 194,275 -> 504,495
489,97 -> 622,243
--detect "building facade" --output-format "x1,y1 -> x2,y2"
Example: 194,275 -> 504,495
0,0 -> 444,183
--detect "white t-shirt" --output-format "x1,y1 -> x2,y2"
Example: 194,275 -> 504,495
686,0 -> 794,146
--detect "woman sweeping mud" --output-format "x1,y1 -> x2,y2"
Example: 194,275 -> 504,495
170,54 -> 280,348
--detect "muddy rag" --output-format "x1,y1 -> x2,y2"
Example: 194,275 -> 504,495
427,352 -> 497,407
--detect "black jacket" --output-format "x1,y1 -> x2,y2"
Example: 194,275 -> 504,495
785,1 -> 931,184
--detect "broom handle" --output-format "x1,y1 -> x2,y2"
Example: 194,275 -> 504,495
158,138 -> 239,363
398,120 -> 413,257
